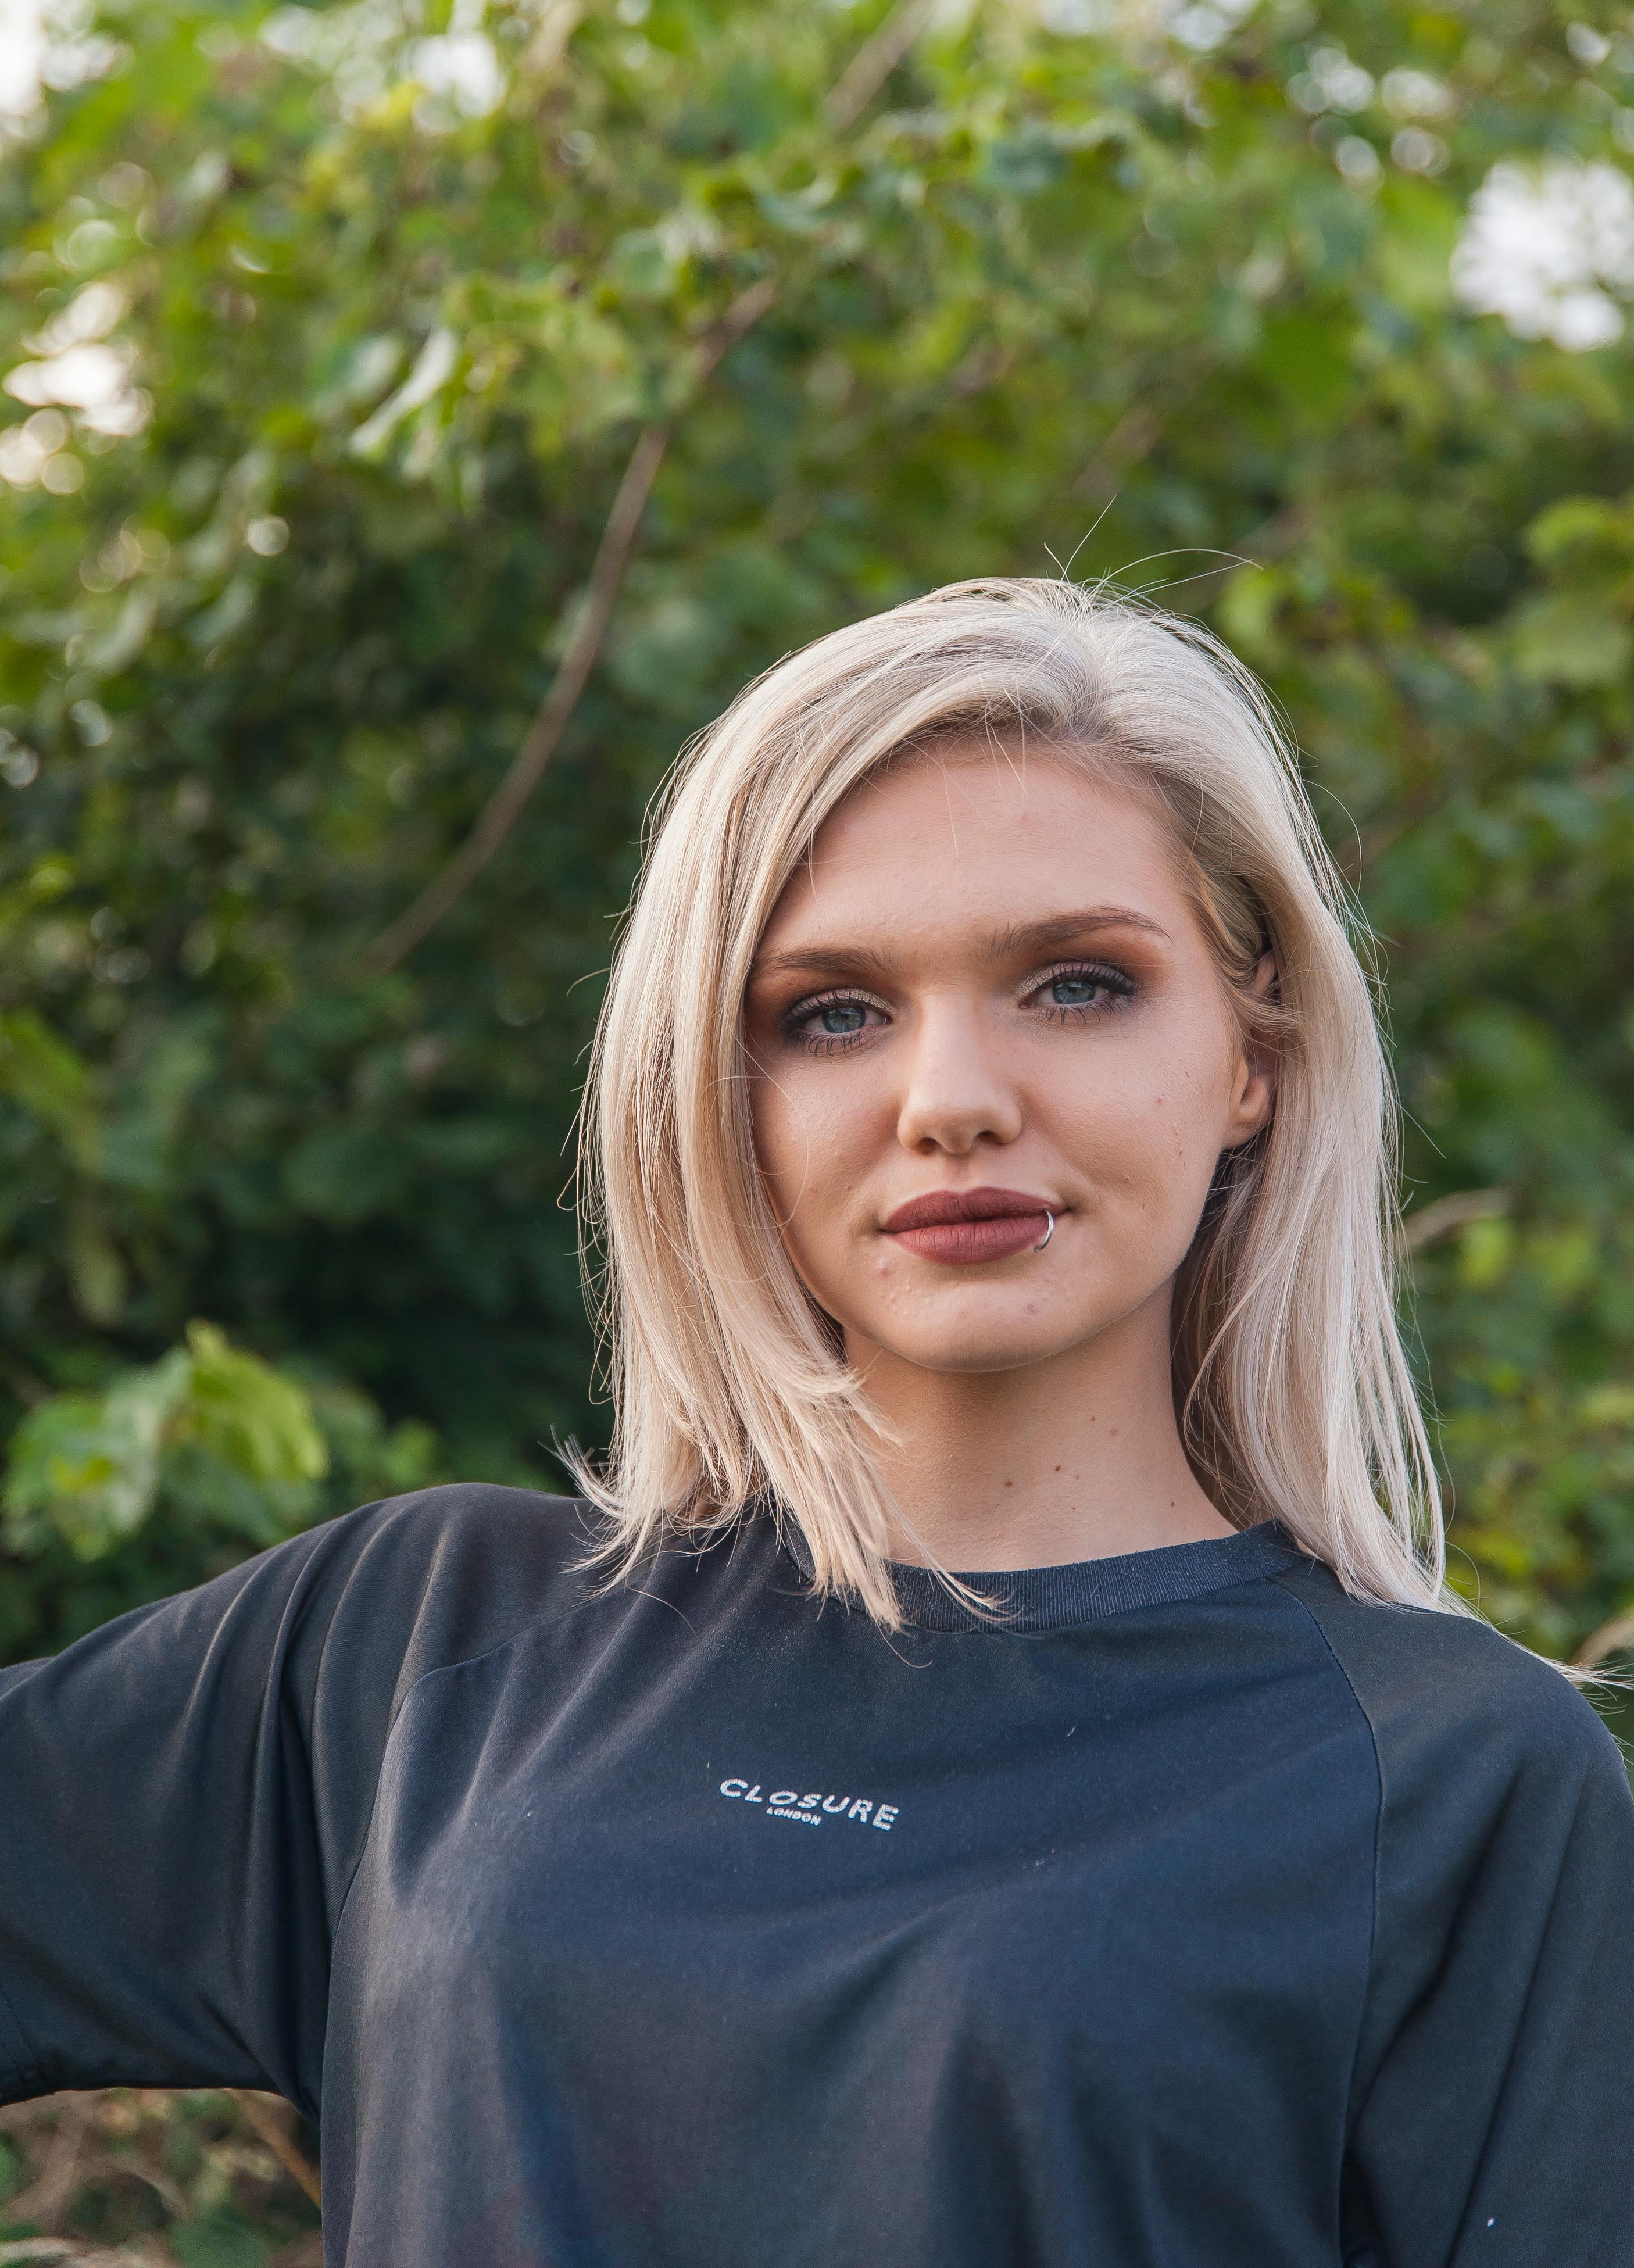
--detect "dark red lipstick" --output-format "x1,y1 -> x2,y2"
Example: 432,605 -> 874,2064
881,1186 -> 1056,1267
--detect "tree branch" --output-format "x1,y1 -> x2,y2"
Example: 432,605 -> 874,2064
367,278 -> 776,972
1574,1605 -> 1634,1670
825,0 -> 941,131
368,0 -> 940,971
1400,1186 -> 1510,1255
230,2090 -> 323,2210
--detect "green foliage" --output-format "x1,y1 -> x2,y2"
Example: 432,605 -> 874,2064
2,0 -> 1634,1681
0,1319 -> 442,1657
5,1319 -> 325,1561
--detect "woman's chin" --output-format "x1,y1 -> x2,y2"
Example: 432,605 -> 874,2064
850,1316 -> 1099,1380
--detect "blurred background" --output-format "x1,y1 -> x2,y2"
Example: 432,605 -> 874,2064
3,0 -> 1634,2251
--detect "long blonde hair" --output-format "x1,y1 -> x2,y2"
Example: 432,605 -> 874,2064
573,577 -> 1445,1629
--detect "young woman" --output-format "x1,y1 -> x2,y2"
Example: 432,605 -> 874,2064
1,579 -> 1630,2268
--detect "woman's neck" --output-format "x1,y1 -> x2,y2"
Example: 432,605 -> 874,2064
848,1286 -> 1231,1572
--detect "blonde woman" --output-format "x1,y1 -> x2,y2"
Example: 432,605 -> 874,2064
1,580 -> 1630,2267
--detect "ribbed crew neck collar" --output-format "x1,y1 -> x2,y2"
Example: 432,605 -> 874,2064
895,1523 -> 1302,1632
785,1520 -> 1301,1634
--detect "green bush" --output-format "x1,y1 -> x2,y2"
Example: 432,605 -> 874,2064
0,1317 -> 442,1655
2,0 -> 1634,1679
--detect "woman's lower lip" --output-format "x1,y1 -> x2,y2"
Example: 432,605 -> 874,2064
887,1213 -> 1050,1266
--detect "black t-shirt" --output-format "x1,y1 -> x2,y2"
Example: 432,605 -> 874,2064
0,1487 -> 1630,2267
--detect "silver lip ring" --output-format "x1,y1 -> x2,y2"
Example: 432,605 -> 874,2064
1034,1209 -> 1054,1253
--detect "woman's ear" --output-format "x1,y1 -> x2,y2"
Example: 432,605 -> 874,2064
1222,953 -> 1278,1149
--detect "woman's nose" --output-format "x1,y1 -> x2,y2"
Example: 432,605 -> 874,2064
893,1001 -> 1024,1156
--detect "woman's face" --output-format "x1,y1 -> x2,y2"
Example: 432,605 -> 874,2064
744,745 -> 1273,1379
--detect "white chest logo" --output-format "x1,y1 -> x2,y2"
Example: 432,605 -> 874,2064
718,1778 -> 899,1831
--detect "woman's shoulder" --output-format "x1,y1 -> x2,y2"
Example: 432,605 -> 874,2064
291,1482 -> 605,1673
1271,1553 -> 1623,1787
318,1479 -> 596,1576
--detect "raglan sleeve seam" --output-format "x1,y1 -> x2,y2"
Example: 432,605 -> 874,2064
1275,1576 -> 1386,2129
323,1579 -> 612,1959
294,1491 -> 589,1936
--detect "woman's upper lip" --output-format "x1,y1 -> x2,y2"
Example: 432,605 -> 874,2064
882,1186 -> 1057,1234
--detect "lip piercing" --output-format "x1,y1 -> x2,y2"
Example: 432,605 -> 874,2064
1034,1210 -> 1054,1253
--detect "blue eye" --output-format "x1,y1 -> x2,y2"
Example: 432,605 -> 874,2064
780,991 -> 882,1050
1032,961 -> 1135,1017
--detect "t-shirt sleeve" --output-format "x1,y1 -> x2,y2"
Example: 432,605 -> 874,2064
0,1484 -> 588,2119
1314,1592 -> 1634,2267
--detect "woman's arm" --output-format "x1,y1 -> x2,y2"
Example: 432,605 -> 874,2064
1299,1579 -> 1634,2268
0,1515 -> 377,2115
0,1483 -> 589,2119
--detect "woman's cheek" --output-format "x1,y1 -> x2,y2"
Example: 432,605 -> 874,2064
799,1081 -> 887,1185
759,1090 -> 863,1272
753,1068 -> 825,1190
1049,1078 -> 1157,1193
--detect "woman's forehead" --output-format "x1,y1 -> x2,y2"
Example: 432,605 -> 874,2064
762,745 -> 1188,945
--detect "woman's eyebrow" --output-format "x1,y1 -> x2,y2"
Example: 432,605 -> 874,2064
750,944 -> 896,983
752,910 -> 1171,983
985,908 -> 1172,956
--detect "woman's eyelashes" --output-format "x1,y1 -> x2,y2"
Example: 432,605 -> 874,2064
780,961 -> 1137,1053
782,990 -> 890,1053
1025,960 -> 1138,1023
